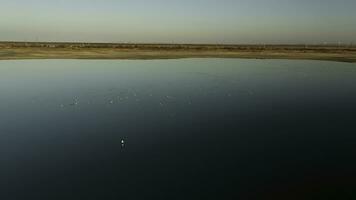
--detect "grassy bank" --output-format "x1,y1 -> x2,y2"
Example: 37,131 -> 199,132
1,42 -> 356,62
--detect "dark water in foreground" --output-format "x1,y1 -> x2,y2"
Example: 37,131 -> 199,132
0,59 -> 356,199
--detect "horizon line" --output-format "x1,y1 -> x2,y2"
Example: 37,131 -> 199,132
1,41 -> 355,47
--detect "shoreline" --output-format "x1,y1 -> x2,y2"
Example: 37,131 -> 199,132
1,42 -> 356,63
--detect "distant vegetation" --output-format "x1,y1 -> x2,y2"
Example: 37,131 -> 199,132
1,41 -> 355,51
0,42 -> 355,62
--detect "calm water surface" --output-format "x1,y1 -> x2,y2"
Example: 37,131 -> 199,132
0,59 -> 356,199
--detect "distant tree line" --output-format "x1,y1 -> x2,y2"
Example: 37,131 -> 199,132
0,42 -> 355,51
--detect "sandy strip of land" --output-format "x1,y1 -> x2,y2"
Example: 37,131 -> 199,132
0,43 -> 356,63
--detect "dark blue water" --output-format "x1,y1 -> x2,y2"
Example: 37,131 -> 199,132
0,59 -> 356,199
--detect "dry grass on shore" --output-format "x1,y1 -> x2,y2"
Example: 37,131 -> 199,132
1,42 -> 356,62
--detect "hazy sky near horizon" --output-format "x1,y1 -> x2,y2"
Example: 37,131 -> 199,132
1,0 -> 356,44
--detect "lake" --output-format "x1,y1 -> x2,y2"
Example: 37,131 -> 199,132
0,59 -> 356,199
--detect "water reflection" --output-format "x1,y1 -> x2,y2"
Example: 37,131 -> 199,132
0,59 -> 356,199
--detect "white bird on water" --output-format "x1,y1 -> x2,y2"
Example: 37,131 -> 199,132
121,139 -> 125,147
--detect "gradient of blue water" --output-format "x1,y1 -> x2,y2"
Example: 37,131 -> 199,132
0,59 -> 356,199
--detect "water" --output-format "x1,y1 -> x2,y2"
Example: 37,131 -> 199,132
0,59 -> 356,199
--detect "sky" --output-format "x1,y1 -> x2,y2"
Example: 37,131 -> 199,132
1,0 -> 356,44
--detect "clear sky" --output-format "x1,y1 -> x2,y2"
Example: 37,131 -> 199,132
1,0 -> 355,44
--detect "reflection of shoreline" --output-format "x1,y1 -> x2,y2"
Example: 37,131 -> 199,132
0,43 -> 355,63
